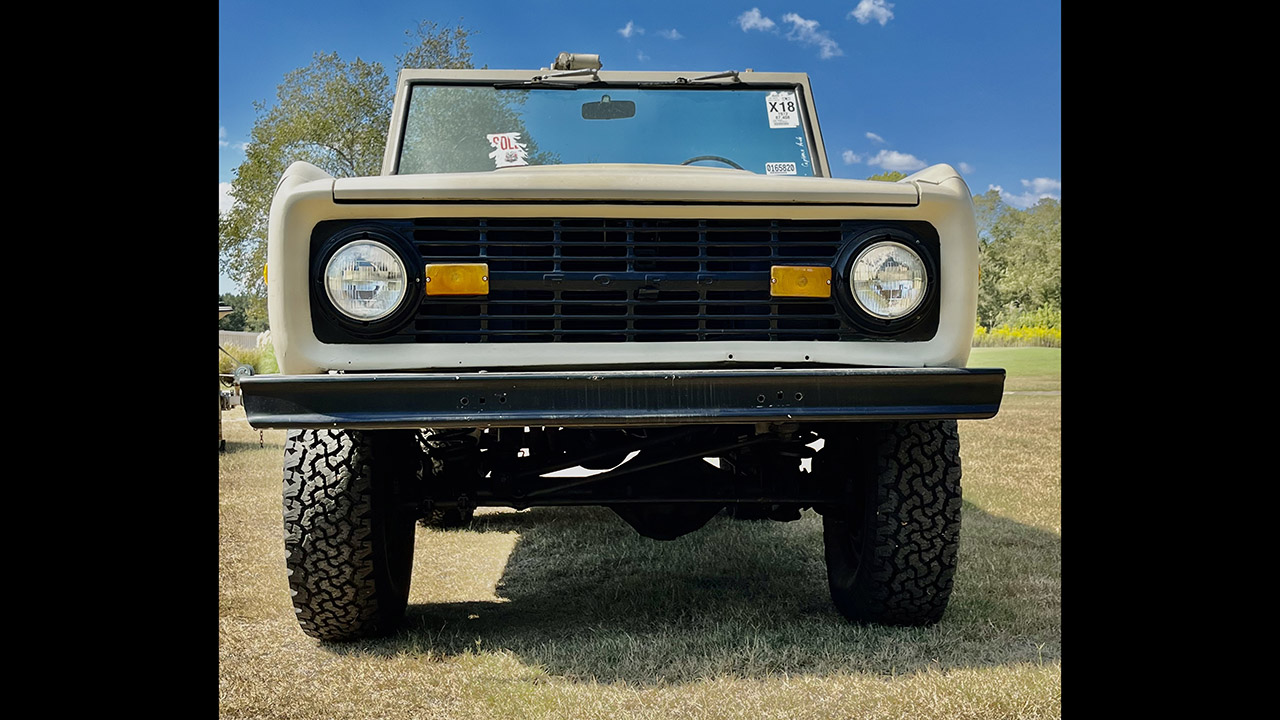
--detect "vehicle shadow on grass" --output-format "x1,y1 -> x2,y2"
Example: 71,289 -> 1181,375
336,502 -> 1060,684
218,440 -> 267,454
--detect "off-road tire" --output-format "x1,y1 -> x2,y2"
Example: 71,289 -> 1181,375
820,420 -> 962,626
282,429 -> 419,641
417,429 -> 478,529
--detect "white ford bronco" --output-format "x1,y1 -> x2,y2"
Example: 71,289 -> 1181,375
241,54 -> 1005,641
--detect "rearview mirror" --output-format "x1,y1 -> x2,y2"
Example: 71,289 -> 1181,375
582,95 -> 635,120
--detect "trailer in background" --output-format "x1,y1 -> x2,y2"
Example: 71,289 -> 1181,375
219,304 -> 252,451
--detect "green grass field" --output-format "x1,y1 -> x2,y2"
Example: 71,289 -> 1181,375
219,348 -> 1060,719
969,347 -> 1061,393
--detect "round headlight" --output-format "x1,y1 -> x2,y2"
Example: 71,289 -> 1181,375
323,240 -> 409,321
849,241 -> 928,319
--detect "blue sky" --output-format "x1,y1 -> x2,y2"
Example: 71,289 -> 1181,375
219,0 -> 1060,294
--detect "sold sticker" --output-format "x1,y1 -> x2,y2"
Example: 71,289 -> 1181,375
486,132 -> 529,168
766,91 -> 800,129
765,162 -> 797,175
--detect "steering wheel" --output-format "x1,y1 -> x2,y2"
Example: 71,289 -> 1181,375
680,155 -> 745,170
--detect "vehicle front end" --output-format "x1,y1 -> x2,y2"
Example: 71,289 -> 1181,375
241,61 -> 1004,641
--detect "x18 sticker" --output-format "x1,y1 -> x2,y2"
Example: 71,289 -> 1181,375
766,91 -> 800,129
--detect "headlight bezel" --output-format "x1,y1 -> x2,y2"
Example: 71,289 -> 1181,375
310,224 -> 422,339
833,226 -> 940,336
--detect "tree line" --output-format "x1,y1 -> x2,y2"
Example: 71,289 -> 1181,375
972,190 -> 1060,329
867,170 -> 1060,329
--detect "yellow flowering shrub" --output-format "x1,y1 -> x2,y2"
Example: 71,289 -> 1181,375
972,322 -> 1061,347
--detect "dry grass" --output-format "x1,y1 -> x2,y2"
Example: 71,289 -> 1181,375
218,350 -> 1060,718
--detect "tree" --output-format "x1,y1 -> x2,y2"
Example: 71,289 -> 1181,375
218,293 -> 246,331
971,188 -> 1008,243
395,19 -> 475,70
866,170 -> 907,182
218,21 -> 478,324
973,190 -> 1061,328
219,293 -> 268,332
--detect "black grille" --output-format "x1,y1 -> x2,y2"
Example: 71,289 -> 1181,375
311,218 -> 939,344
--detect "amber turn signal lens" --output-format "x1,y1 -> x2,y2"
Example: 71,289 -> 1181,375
425,263 -> 490,296
770,265 -> 832,298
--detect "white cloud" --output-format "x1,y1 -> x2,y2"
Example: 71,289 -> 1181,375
618,20 -> 644,38
842,150 -> 862,164
737,8 -> 776,32
219,182 -> 236,215
850,0 -> 895,26
959,162 -> 974,174
221,126 -> 249,152
865,131 -> 885,144
658,28 -> 683,40
782,13 -> 843,59
866,149 -> 927,172
637,50 -> 650,61
989,180 -> 1061,209
1022,177 -> 1061,195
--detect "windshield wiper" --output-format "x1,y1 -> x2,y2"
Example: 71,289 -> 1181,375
493,80 -> 581,89
495,67 -> 600,89
495,68 -> 743,90
674,70 -> 741,84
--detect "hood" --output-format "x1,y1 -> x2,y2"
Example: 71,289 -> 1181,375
331,164 -> 923,206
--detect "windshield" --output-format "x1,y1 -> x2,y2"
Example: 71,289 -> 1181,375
396,84 -> 817,177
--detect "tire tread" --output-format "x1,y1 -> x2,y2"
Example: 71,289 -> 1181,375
283,429 -> 408,641
824,420 -> 962,625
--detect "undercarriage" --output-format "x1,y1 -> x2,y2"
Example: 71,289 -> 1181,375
417,423 -> 830,539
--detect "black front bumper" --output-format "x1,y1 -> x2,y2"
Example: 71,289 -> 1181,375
241,367 -> 1005,430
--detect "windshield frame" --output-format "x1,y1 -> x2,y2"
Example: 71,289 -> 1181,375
382,68 -> 830,178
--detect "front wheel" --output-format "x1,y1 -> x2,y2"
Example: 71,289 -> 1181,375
282,429 -> 419,641
819,420 -> 963,626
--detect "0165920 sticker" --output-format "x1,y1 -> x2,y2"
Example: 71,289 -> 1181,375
765,162 -> 798,175
486,132 -> 529,168
766,91 -> 800,129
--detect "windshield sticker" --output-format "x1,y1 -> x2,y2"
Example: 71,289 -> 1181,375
765,162 -> 797,176
766,91 -> 800,129
795,135 -> 810,169
486,132 -> 529,168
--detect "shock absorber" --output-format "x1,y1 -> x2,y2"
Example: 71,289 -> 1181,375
416,429 -> 483,527
420,428 -> 481,486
